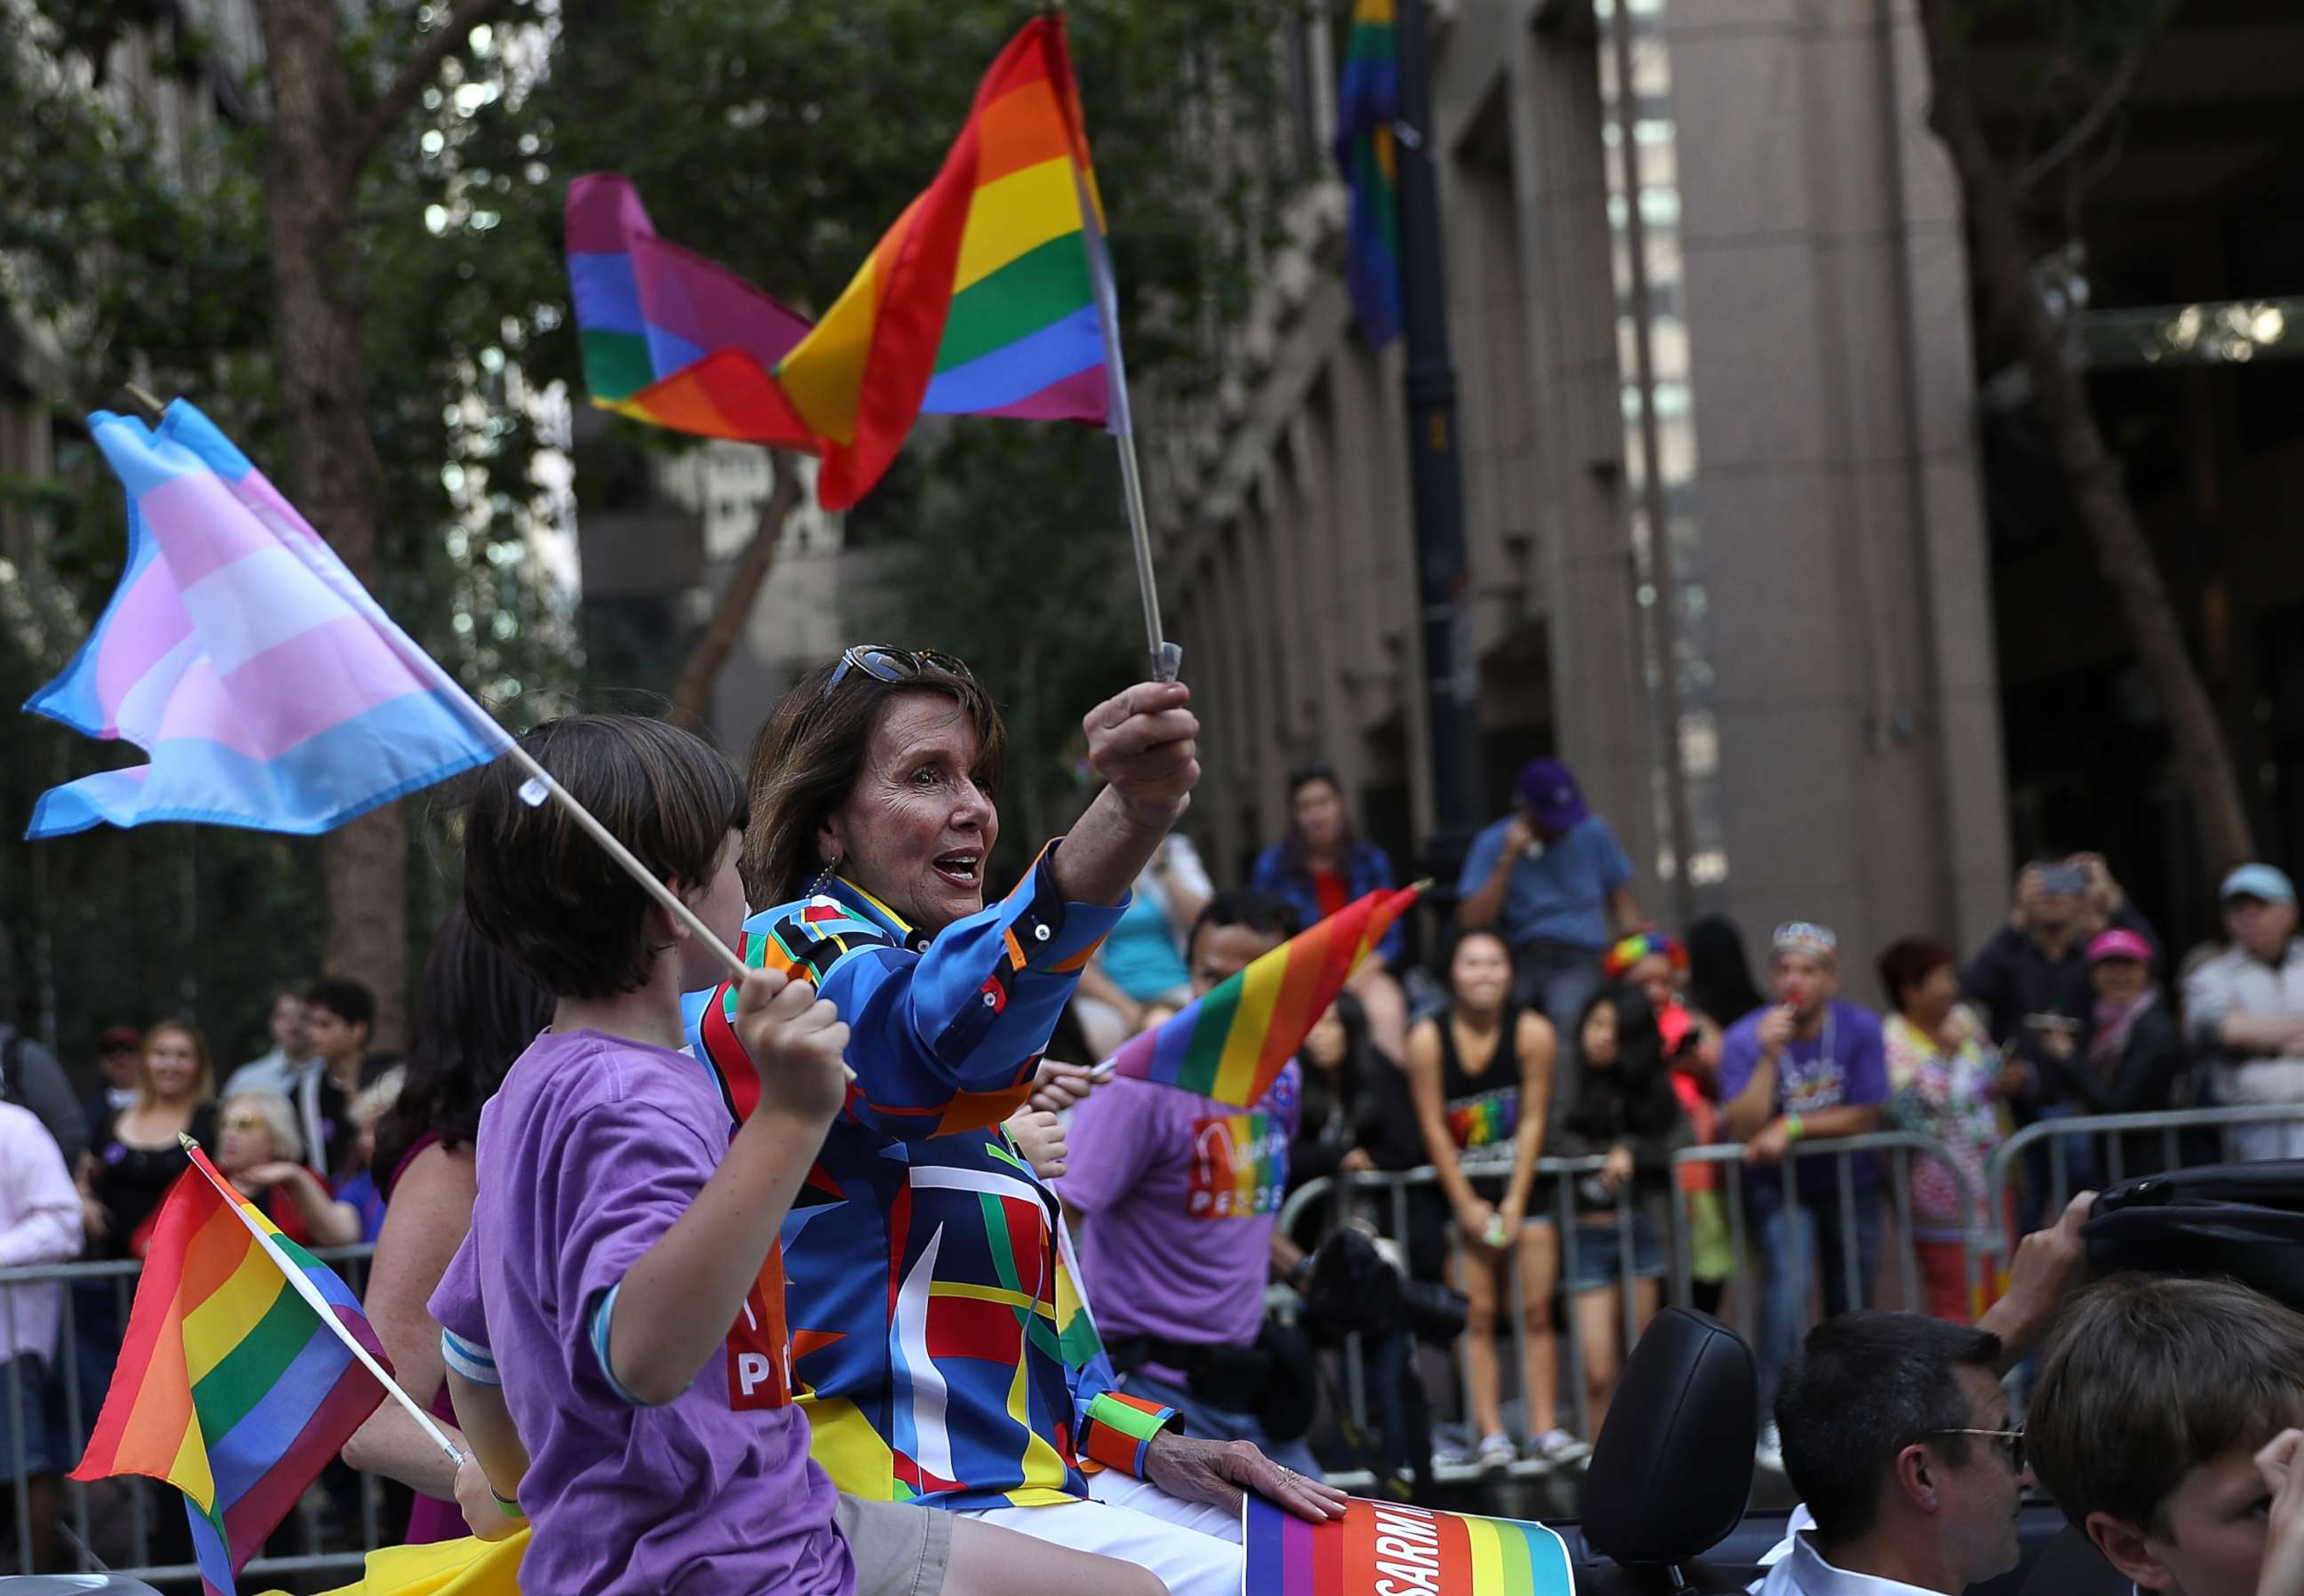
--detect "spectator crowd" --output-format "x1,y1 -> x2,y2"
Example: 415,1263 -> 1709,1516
9,742 -> 2304,1578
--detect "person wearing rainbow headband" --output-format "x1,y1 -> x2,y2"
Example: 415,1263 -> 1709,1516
1601,930 -> 1734,1313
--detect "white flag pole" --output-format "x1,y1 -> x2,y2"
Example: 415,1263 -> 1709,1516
1065,94 -> 1180,686
180,1138 -> 465,1467
502,746 -> 752,986
498,750 -> 857,1082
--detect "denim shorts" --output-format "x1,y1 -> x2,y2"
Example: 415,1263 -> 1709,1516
0,1352 -> 65,1476
1565,1210 -> 1665,1294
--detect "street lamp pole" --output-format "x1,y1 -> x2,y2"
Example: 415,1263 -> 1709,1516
1394,0 -> 1484,901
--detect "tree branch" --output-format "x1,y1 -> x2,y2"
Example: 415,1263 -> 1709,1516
351,0 -> 519,174
1913,0 -> 2257,873
2012,36 -> 2148,197
670,456 -> 809,729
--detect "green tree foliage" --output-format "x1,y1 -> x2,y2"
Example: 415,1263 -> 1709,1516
1,0 -> 1291,1059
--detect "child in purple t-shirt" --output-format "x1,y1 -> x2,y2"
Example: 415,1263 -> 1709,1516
428,716 -> 1163,1596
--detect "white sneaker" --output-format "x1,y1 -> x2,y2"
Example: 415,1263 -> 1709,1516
1529,1427 -> 1592,1467
1476,1432 -> 1517,1471
1756,1420 -> 1784,1472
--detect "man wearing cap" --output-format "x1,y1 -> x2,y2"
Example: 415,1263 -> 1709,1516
2182,863 -> 2304,1161
1456,757 -> 1644,1037
1718,922 -> 1889,1457
80,1025 -> 143,1140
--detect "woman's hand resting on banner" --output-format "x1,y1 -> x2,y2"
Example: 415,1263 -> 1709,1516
1141,1431 -> 1348,1525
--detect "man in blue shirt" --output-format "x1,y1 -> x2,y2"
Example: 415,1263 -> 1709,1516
1455,757 -> 1644,1037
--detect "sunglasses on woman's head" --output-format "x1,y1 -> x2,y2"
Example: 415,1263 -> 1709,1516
222,1113 -> 266,1132
821,645 -> 977,704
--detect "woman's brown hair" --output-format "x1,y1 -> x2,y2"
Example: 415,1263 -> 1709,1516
135,1020 -> 216,1111
743,656 -> 1007,906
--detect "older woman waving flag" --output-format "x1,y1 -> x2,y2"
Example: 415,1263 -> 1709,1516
686,648 -> 1344,1596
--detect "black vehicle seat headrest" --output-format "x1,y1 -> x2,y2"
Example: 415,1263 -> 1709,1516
1580,1307 -> 1758,1568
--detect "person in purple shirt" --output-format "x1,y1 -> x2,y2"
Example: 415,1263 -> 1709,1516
1059,890 -> 1322,1478
1716,921 -> 1888,1458
428,715 -> 1161,1596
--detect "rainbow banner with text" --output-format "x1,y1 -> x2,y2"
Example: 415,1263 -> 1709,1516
1244,1495 -> 1575,1596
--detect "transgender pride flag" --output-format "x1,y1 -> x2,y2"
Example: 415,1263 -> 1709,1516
23,401 -> 514,839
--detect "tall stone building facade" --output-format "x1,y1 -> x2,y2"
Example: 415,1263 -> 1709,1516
1153,0 -> 2013,966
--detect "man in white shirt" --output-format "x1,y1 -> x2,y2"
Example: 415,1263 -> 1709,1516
2182,864 -> 2304,1161
0,1098 -> 87,1571
220,985 -> 348,1180
221,986 -> 315,1101
1755,1314 -> 2029,1595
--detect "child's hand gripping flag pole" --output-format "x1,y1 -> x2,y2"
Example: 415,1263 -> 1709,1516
1092,882 -> 1427,1107
68,1138 -> 451,1596
20,398 -> 757,991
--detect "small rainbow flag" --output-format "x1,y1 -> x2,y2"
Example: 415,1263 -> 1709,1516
1335,0 -> 1402,347
72,1144 -> 387,1596
1245,1494 -> 1574,1596
1102,883 -> 1420,1108
564,15 -> 1124,511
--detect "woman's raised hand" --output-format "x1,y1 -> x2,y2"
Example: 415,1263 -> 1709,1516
1084,681 -> 1200,829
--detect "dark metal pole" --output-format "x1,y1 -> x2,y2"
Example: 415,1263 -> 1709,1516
1395,0 -> 1484,899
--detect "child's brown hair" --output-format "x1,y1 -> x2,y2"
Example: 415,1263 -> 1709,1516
2029,1273 -> 2304,1537
463,715 -> 746,998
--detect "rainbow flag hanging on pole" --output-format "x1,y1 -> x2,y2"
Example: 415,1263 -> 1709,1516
1335,0 -> 1404,347
1100,883 -> 1422,1108
563,14 -> 1124,511
71,1145 -> 388,1596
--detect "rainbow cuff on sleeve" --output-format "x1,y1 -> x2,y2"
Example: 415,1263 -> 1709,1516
1083,1391 -> 1177,1476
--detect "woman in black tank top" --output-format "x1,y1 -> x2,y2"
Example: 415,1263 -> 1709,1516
1404,929 -> 1581,1468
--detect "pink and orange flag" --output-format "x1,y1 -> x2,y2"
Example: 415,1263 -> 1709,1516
566,15 -> 1124,510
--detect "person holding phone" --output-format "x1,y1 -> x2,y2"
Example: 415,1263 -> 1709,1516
1961,854 -> 2156,1213
1962,855 -> 2154,1084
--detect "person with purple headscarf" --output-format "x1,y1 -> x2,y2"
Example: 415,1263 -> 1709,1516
1455,756 -> 1645,1039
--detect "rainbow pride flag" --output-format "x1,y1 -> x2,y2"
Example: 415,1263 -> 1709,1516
1102,883 -> 1420,1107
564,15 -> 1124,511
1244,1494 -> 1574,1596
72,1145 -> 387,1596
565,174 -> 817,449
1335,0 -> 1403,347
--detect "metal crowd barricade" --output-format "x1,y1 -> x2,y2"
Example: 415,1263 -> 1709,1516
3,1244 -> 380,1581
1277,1153 -> 1632,1488
1668,1131 -> 1994,1331
1984,1102 -> 2304,1222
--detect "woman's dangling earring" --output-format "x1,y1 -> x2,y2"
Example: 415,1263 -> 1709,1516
806,854 -> 839,898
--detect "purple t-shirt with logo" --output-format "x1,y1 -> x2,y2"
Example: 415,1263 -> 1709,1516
1056,1064 -> 1300,1353
1717,999 -> 1889,1197
428,1029 -> 850,1596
